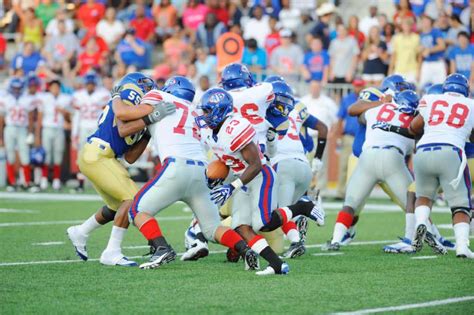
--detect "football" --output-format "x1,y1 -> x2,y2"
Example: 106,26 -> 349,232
206,160 -> 230,180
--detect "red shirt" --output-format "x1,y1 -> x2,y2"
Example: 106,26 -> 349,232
265,33 -> 281,57
76,3 -> 106,30
80,33 -> 109,55
348,30 -> 365,49
130,17 -> 156,41
207,7 -> 229,25
77,51 -> 102,75
0,33 -> 6,54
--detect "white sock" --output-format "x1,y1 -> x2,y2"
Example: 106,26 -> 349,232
405,213 -> 415,241
332,223 -> 348,244
105,226 -> 127,253
78,214 -> 102,236
286,229 -> 300,243
454,222 -> 470,251
430,222 -> 442,239
414,205 -> 431,227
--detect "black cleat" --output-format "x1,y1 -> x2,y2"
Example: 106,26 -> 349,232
322,241 -> 340,251
424,231 -> 448,255
139,245 -> 176,269
296,216 -> 308,243
282,242 -> 306,259
244,249 -> 260,270
412,224 -> 427,252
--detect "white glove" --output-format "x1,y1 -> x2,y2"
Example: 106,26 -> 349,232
311,158 -> 323,174
26,133 -> 34,145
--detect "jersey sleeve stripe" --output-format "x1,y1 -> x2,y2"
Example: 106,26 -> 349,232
142,91 -> 163,102
230,126 -> 256,152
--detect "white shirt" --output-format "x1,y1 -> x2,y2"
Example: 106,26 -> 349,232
45,18 -> 75,37
72,87 -> 110,130
37,92 -> 72,129
278,8 -> 301,31
0,93 -> 37,127
141,90 -> 207,162
96,19 -> 125,46
301,93 -> 338,137
242,16 -> 271,48
417,93 -> 474,150
359,16 -> 379,36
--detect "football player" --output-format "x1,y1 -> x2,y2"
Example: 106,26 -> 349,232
0,78 -> 38,191
196,88 -> 325,275
71,72 -> 109,192
123,76 -> 261,271
36,80 -> 72,190
66,73 -> 175,266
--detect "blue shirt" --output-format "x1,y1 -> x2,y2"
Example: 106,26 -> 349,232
89,87 -> 145,157
10,52 -> 44,74
420,28 -> 445,62
448,45 -> 474,79
338,92 -> 359,136
465,142 -> 474,158
352,124 -> 366,158
242,48 -> 267,70
303,50 -> 329,82
117,38 -> 147,69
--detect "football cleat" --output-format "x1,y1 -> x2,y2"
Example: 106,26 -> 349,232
424,231 -> 448,255
244,249 -> 260,270
340,230 -> 356,246
308,196 -> 325,226
456,247 -> 474,259
27,185 -> 40,193
412,224 -> 427,252
100,250 -> 138,267
322,241 -> 340,251
383,237 -> 415,254
180,239 -> 209,261
66,226 -> 88,261
438,237 -> 455,251
281,242 -> 306,259
52,179 -> 61,190
226,248 -> 241,263
296,216 -> 308,243
6,185 -> 16,192
256,262 -> 289,276
40,177 -> 48,190
139,245 -> 177,270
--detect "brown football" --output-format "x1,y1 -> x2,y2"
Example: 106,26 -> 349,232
206,160 -> 230,180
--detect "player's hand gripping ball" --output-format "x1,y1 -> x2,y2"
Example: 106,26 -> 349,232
206,160 -> 230,189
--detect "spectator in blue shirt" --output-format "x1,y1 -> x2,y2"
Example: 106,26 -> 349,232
334,78 -> 366,200
242,38 -> 267,81
10,41 -> 45,76
418,14 -> 447,87
311,2 -> 335,50
448,31 -> 474,85
302,37 -> 329,83
115,29 -> 147,70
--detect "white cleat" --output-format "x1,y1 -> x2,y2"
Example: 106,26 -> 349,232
383,238 -> 415,254
456,246 -> 474,259
66,226 -> 88,261
309,196 -> 325,226
100,250 -> 137,266
180,240 -> 209,261
40,177 -> 48,190
52,179 -> 61,190
256,262 -> 289,276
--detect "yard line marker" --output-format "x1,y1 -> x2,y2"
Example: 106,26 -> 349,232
411,256 -> 438,260
332,296 -> 474,314
0,208 -> 39,214
437,224 -> 453,230
32,241 -> 65,246
312,252 -> 344,256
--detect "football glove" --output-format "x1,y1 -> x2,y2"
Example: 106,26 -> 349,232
205,172 -> 224,189
111,85 -> 123,99
311,158 -> 323,175
372,121 -> 391,131
210,184 -> 235,206
266,127 -> 277,142
143,101 -> 177,125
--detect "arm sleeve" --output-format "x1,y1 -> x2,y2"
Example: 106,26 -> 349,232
303,114 -> 319,129
229,123 -> 256,153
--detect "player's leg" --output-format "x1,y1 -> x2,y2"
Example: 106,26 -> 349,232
40,127 -> 53,190
17,127 -> 34,190
4,125 -> 18,189
52,128 -> 65,190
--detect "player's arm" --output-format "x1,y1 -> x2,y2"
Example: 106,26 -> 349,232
239,141 -> 263,185
112,97 -> 153,121
470,129 -> 474,143
372,114 -> 423,139
348,98 -> 387,117
28,110 -> 35,134
35,111 -> 43,147
123,133 -> 150,164
116,118 -> 146,138
303,114 -> 328,160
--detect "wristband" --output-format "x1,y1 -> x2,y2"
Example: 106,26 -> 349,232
231,178 -> 244,190
142,132 -> 151,141
142,115 -> 152,125
315,138 -> 327,159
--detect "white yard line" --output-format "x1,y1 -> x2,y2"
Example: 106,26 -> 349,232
333,296 -> 474,315
0,208 -> 39,214
437,224 -> 453,230
410,256 -> 439,260
312,252 -> 344,256
32,241 -> 65,246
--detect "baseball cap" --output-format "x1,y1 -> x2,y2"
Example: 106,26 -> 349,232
279,29 -> 292,38
352,78 -> 366,87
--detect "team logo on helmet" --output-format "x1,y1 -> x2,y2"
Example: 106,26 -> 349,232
165,78 -> 177,86
208,92 -> 226,104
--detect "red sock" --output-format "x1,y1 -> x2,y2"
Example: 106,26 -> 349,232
42,165 -> 49,177
220,229 -> 244,250
6,163 -> 16,185
22,165 -> 32,185
276,207 -> 292,225
139,219 -> 162,240
281,221 -> 297,234
53,165 -> 61,179
248,235 -> 267,254
336,211 -> 354,228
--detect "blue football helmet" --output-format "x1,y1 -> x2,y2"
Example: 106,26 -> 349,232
425,83 -> 443,95
30,147 -> 46,166
84,72 -> 98,85
380,74 -> 411,96
118,72 -> 156,94
162,76 -> 195,102
394,90 -> 419,115
9,78 -> 25,98
442,73 -> 470,97
26,73 -> 40,87
268,81 -> 294,117
221,63 -> 255,91
195,88 -> 233,129
264,75 -> 285,83
358,87 -> 384,102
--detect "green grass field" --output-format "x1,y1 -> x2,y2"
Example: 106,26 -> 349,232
0,194 -> 473,314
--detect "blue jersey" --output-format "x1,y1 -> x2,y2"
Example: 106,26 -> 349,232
420,28 -> 444,62
88,84 -> 145,157
352,87 -> 384,157
465,142 -> 474,159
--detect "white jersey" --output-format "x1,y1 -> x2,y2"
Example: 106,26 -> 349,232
37,92 -> 72,129
141,90 -> 206,162
363,103 -> 415,155
271,102 -> 309,165
202,114 -> 266,175
72,87 -> 109,130
228,82 -> 274,145
417,93 -> 474,150
0,93 -> 37,127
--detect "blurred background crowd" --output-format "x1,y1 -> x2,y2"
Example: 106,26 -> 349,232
0,0 -> 473,196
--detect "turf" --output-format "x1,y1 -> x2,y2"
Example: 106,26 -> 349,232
0,198 -> 473,314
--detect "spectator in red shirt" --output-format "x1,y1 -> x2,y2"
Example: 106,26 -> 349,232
74,37 -> 104,76
80,30 -> 108,56
393,0 -> 416,30
76,0 -> 106,33
0,33 -> 6,69
207,0 -> 229,25
264,16 -> 281,58
348,15 -> 365,49
130,4 -> 156,42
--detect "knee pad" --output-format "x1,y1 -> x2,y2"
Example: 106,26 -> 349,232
451,207 -> 471,218
101,206 -> 116,222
